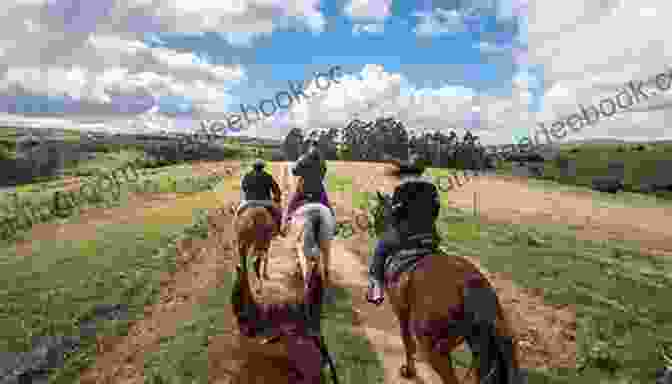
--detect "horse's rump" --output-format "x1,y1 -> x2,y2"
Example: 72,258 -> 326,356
389,253 -> 507,346
235,206 -> 274,246
291,203 -> 335,245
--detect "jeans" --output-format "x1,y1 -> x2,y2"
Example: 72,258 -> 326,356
369,227 -> 440,283
369,228 -> 402,283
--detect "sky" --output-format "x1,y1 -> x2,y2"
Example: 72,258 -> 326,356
0,0 -> 670,145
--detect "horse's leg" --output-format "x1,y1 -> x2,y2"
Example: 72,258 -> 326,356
426,351 -> 459,384
397,307 -> 417,378
262,247 -> 271,280
252,248 -> 265,293
293,223 -> 305,281
319,238 -> 332,289
390,278 -> 417,378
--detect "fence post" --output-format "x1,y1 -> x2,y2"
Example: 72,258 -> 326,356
473,191 -> 478,217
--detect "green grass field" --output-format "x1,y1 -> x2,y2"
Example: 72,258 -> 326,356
0,222 -> 189,383
0,174 -> 229,383
329,168 -> 672,384
520,142 -> 672,200
2,152 -> 670,383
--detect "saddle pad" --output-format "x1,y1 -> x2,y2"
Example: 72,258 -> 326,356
237,200 -> 273,216
384,248 -> 433,285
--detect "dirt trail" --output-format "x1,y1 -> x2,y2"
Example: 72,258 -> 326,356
300,163 -> 575,383
77,162 -> 317,384
20,160 -> 602,382
328,162 -> 672,256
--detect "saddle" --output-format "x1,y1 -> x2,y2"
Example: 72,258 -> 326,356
384,233 -> 436,285
236,200 -> 276,217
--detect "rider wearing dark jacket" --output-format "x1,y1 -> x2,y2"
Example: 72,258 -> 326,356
241,159 -> 283,235
292,140 -> 327,202
288,140 -> 335,218
366,154 -> 442,305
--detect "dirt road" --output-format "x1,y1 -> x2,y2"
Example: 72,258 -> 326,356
18,160 -> 646,382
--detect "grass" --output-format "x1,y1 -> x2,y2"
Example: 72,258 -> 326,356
434,205 -> 672,383
322,285 -> 385,383
0,163 -> 226,245
512,142 -> 672,201
0,173 -> 230,383
428,165 -> 672,382
328,166 -> 672,382
0,223 -> 185,383
142,259 -> 233,384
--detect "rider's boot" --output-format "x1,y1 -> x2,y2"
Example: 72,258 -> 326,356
366,240 -> 387,305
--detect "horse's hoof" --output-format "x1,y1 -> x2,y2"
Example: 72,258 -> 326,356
399,364 -> 416,378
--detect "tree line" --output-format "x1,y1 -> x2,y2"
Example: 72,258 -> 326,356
281,117 -> 499,171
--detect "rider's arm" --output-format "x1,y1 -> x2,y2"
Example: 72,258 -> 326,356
270,175 -> 282,202
430,184 -> 440,219
241,173 -> 250,193
390,184 -> 405,218
293,153 -> 308,176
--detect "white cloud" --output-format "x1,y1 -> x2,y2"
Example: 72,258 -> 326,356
352,23 -> 385,35
413,8 -> 466,37
0,0 -> 325,131
522,0 -> 672,142
345,0 -> 391,21
4,0 -> 672,145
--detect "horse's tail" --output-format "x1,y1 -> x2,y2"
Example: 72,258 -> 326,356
461,285 -> 522,384
302,210 -> 322,260
231,213 -> 259,334
494,298 -> 523,384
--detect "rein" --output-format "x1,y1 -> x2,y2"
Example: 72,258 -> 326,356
313,334 -> 338,384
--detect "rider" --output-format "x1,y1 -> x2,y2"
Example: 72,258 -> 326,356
284,139 -> 335,225
240,158 -> 284,237
366,154 -> 442,305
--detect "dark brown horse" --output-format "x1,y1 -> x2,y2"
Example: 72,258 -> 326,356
373,191 -> 524,384
231,224 -> 338,384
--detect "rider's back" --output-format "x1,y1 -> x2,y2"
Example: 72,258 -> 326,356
242,169 -> 275,201
293,147 -> 326,199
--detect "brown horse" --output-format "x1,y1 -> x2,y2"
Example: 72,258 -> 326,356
231,222 -> 338,384
232,203 -> 278,293
373,191 -> 524,384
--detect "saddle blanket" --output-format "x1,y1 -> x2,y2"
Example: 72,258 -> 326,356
384,247 -> 433,285
237,200 -> 274,216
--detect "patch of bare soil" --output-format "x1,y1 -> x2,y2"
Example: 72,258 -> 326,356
10,162 -> 240,257
79,208 -> 239,384
79,162 -> 312,384
327,162 -> 672,256
51,161 -> 581,383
